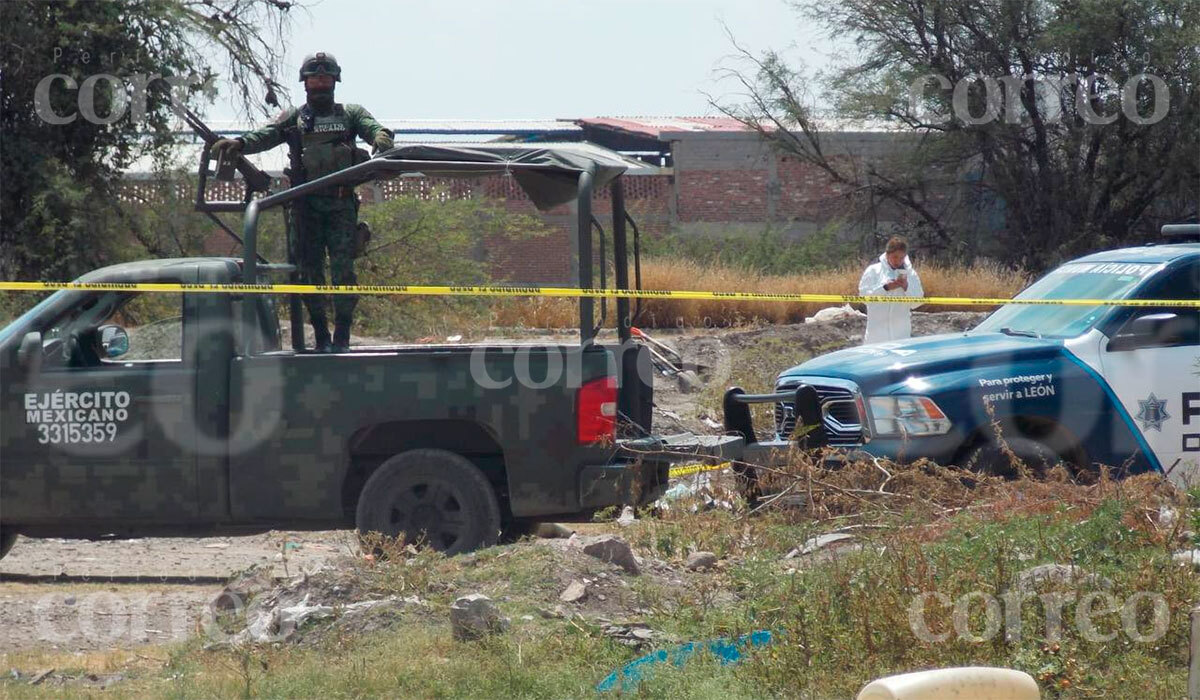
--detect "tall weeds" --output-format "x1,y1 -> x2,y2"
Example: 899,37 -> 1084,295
492,257 -> 1026,329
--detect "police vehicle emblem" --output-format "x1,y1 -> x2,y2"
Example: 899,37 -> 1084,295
1136,393 -> 1171,432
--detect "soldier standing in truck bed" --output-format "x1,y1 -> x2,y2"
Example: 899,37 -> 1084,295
213,52 -> 393,352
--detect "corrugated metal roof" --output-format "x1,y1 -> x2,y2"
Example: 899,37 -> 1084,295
577,116 -> 749,138
388,119 -> 582,135
196,118 -> 581,137
578,116 -> 915,139
125,137 -> 660,176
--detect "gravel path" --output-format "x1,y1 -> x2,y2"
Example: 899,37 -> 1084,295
0,530 -> 350,652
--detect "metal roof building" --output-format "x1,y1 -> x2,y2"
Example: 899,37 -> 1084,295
128,118 -> 585,175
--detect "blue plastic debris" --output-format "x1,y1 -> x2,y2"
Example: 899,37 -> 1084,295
595,629 -> 775,692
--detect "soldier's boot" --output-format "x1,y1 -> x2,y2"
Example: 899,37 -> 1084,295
332,314 -> 352,353
312,318 -> 333,353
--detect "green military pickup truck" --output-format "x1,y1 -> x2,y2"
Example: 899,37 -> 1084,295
0,144 -> 738,558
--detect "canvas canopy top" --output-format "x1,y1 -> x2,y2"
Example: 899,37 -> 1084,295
366,142 -> 655,210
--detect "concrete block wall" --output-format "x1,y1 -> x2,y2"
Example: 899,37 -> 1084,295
667,131 -> 920,235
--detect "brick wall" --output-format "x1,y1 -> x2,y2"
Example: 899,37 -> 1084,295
677,169 -> 768,222
138,129 -> 933,282
186,172 -> 674,284
667,130 -> 939,237
775,155 -> 854,221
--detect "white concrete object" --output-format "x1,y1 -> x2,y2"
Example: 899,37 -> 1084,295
857,667 -> 1039,700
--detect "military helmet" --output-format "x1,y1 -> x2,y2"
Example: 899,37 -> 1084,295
299,52 -> 341,82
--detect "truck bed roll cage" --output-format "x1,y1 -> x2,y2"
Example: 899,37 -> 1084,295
195,144 -> 650,353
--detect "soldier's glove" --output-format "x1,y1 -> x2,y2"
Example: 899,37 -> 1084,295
212,138 -> 243,158
372,131 -> 393,154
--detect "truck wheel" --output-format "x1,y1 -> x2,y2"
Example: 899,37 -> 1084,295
0,529 -> 17,560
356,449 -> 501,555
962,435 -> 1069,479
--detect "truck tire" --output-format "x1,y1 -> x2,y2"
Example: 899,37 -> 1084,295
964,427 -> 1089,482
963,437 -> 1059,479
355,449 -> 501,555
0,529 -> 17,560
959,416 -> 1090,480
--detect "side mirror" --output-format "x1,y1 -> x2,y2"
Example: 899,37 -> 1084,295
16,331 -> 42,373
1107,312 -> 1198,352
98,325 -> 130,359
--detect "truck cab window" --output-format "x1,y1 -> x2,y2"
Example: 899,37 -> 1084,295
41,292 -> 183,369
1120,261 -> 1200,348
1155,261 -> 1200,302
105,293 -> 184,362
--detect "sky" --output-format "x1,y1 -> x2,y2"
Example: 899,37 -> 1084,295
210,0 -> 837,121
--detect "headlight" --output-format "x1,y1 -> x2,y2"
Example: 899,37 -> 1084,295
868,395 -> 951,436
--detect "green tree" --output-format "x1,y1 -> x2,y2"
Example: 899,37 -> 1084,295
719,0 -> 1199,270
346,191 -> 550,339
0,0 -> 297,282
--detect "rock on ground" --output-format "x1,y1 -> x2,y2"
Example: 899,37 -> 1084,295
1173,549 -> 1200,568
685,551 -> 718,571
210,565 -> 275,615
1015,563 -> 1112,590
450,593 -> 509,641
602,622 -> 666,648
577,535 -> 641,575
559,580 -> 588,603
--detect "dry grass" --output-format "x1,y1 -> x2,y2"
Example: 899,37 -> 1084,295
491,257 -> 1026,329
0,647 -> 166,677
754,450 -> 1187,528
4,459 -> 1195,698
0,258 -> 1024,338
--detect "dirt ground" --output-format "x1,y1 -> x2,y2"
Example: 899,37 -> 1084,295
0,310 -> 984,656
0,530 -> 352,653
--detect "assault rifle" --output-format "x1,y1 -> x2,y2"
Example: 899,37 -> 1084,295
178,104 -> 273,213
177,105 -> 275,264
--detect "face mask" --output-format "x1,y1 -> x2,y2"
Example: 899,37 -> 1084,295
307,88 -> 334,112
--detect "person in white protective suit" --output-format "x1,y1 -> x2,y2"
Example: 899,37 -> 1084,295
858,236 -> 924,345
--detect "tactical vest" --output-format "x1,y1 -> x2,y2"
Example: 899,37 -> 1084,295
286,104 -> 365,182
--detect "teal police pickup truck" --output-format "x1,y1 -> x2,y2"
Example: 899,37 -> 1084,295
746,226 -> 1200,482
0,144 -> 739,559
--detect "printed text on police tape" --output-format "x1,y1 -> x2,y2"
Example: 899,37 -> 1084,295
1,281 -> 1198,307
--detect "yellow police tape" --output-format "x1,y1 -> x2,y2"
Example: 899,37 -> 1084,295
668,461 -> 733,478
1,280 -> 1198,307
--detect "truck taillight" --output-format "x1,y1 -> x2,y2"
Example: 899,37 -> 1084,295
577,376 -> 617,444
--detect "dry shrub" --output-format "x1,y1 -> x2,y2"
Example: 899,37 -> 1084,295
490,257 -> 1026,329
353,530 -> 451,599
755,450 -> 1186,537
976,469 -> 1187,537
756,450 -> 1005,519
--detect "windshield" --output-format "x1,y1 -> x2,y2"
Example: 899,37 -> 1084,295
975,261 -> 1161,338
0,291 -> 65,346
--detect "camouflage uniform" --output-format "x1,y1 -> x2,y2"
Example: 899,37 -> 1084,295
239,105 -> 388,347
